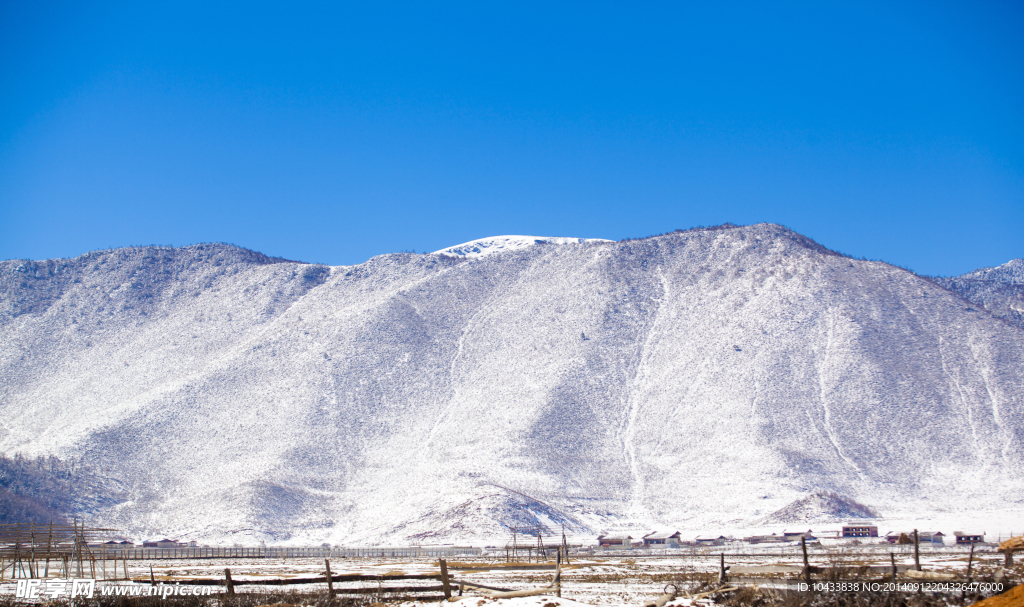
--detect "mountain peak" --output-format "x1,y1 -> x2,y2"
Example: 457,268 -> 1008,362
433,235 -> 613,259
930,258 -> 1024,329
956,258 -> 1024,285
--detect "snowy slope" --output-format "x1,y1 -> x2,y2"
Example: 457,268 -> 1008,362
1,225 -> 1022,545
956,258 -> 1024,285
931,259 -> 1024,329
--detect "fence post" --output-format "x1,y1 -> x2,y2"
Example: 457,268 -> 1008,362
325,559 -> 335,602
225,568 -> 235,595
913,530 -> 921,571
556,550 -> 562,597
966,544 -> 974,581
439,559 -> 452,599
801,536 -> 811,584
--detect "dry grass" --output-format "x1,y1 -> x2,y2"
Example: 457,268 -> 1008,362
708,559 -> 1020,607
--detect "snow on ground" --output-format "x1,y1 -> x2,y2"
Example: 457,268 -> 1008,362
2,546 -> 1013,605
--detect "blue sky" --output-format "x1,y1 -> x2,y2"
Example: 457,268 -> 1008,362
1,1 -> 1021,276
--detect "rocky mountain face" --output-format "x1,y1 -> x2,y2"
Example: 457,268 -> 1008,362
930,259 -> 1024,330
1,225 -> 1022,544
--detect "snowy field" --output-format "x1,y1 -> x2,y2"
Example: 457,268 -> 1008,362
1,544 -> 1013,606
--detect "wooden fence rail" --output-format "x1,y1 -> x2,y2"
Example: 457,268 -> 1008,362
151,573 -> 445,586
137,558 -> 537,602
139,566 -> 460,601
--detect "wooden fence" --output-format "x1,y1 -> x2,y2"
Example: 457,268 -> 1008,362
143,559 -> 520,602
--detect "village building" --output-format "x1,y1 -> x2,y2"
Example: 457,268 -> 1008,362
782,530 -> 816,542
842,524 -> 878,538
142,538 -> 180,548
642,531 -> 682,547
744,533 -> 785,544
87,540 -> 134,552
885,532 -> 915,544
695,535 -> 728,546
885,531 -> 943,544
596,534 -> 632,549
954,532 -> 984,545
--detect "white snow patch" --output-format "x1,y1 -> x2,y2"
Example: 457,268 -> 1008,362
434,236 -> 613,259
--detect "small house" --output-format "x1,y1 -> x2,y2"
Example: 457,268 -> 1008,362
96,540 -> 134,553
885,531 -> 942,544
954,532 -> 984,545
597,534 -> 633,549
744,534 -> 784,544
695,535 -> 727,546
782,530 -> 816,542
642,531 -> 682,547
842,524 -> 878,538
142,538 -> 180,548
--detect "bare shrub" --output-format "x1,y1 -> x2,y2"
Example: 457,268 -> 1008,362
666,565 -> 717,597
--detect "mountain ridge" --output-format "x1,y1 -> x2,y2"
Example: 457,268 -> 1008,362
929,259 -> 1024,329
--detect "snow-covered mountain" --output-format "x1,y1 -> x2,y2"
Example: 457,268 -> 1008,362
759,491 -> 879,526
931,259 -> 1024,329
1,224 -> 1022,544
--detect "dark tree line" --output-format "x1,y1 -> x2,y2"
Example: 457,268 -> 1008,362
0,454 -> 80,524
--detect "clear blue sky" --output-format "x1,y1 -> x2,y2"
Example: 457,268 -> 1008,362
1,1 -> 1021,276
